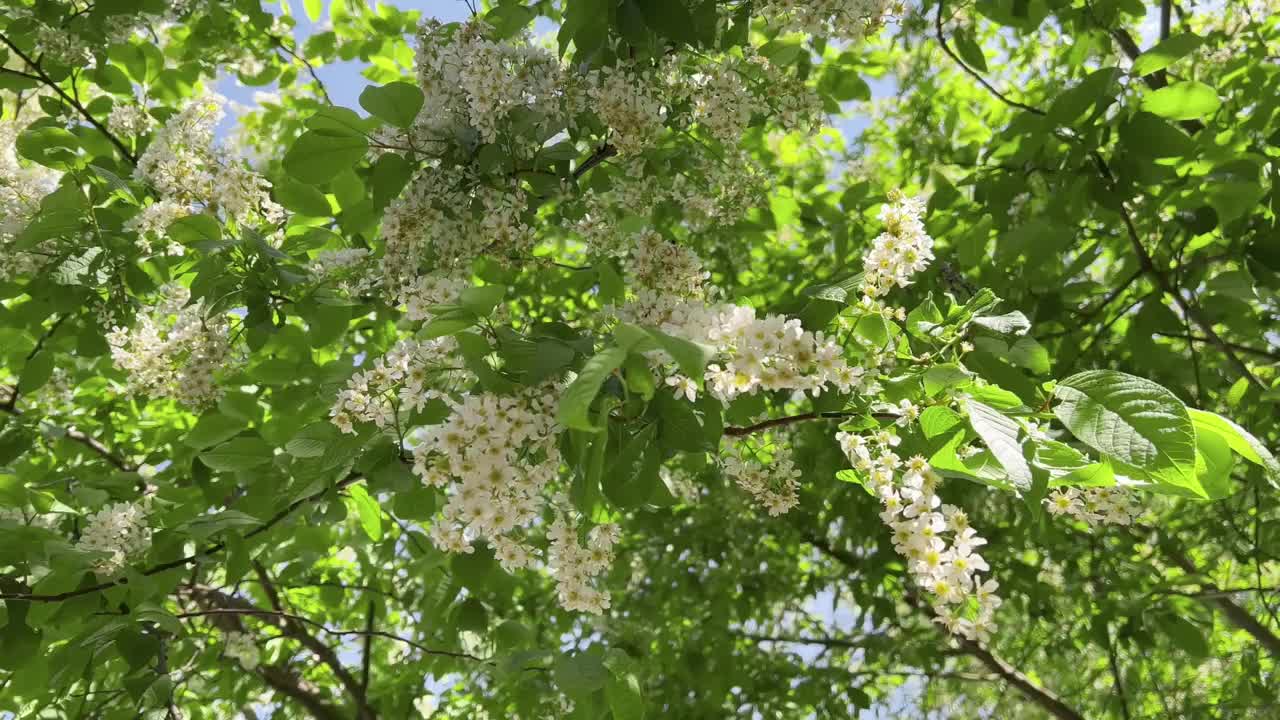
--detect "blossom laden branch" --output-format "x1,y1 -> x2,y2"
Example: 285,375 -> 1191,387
0,32 -> 139,165
0,473 -> 364,602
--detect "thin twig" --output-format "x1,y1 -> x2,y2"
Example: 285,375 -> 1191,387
0,474 -> 363,602
0,32 -> 138,165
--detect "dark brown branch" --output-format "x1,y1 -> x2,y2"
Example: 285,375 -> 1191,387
1153,332 -> 1280,362
804,532 -> 1087,720
1,315 -> 69,411
724,411 -> 897,437
1166,549 -> 1280,658
572,144 -> 617,179
736,632 -> 869,649
1160,0 -> 1173,40
361,597 -> 376,692
0,474 -> 362,602
1098,166 -> 1265,390
271,36 -> 334,106
0,399 -> 137,472
934,2 -> 1046,117
178,606 -> 488,663
953,636 -> 1088,720
0,32 -> 138,165
257,664 -> 346,720
1107,27 -> 1203,133
193,582 -> 375,719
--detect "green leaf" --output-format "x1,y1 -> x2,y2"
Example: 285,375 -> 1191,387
963,399 -> 1033,490
638,0 -> 697,46
274,177 -> 332,216
953,27 -> 987,73
198,437 -> 275,471
17,351 -> 54,394
284,130 -> 369,184
1053,370 -> 1199,494
1188,409 -> 1279,486
16,127 -> 81,170
1162,615 -> 1209,659
559,346 -> 628,431
167,214 -> 224,248
359,82 -> 424,129
458,284 -> 506,317
972,311 -> 1030,335
286,422 -> 342,459
1132,33 -> 1203,76
183,413 -> 249,449
555,648 -> 609,700
303,0 -> 323,21
1142,81 -> 1220,121
345,483 -> 383,541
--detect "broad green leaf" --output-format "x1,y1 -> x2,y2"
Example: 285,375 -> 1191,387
345,483 -> 383,541
963,399 -> 1032,490
284,130 -> 369,184
1188,409 -> 1279,486
359,82 -> 424,129
183,413 -> 249,449
1053,370 -> 1198,494
559,346 -> 628,431
1132,33 -> 1203,76
274,177 -> 332,216
198,437 -> 274,471
167,214 -> 224,248
1142,81 -> 1220,121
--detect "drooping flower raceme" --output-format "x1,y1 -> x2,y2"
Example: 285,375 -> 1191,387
75,501 -> 152,577
722,437 -> 802,516
330,338 -> 465,434
133,94 -> 284,232
107,284 -> 236,407
860,191 -> 934,304
1045,486 -> 1144,527
837,431 -> 1002,642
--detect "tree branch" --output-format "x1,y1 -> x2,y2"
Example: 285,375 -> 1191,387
177,605 -> 490,664
1166,548 -> 1280,657
193,581 -> 375,719
934,2 -> 1046,117
1153,332 -> 1280,362
724,411 -> 897,437
0,474 -> 363,602
0,32 -> 138,165
804,532 -> 1087,720
572,144 -> 617,179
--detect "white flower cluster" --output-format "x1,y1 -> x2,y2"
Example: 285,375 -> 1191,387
330,338 -> 464,434
107,284 -> 235,407
414,19 -> 580,144
134,94 -> 284,233
860,191 -> 934,304
75,501 -> 152,577
107,103 -> 154,137
616,236 -> 864,402
308,248 -> 377,296
722,438 -> 801,515
380,165 -> 530,291
547,505 -> 619,614
399,274 -> 470,323
1,104 -> 63,280
1045,486 -> 1143,526
414,386 -> 558,548
589,64 -> 667,155
838,431 -> 1002,642
223,631 -> 260,670
691,64 -> 754,146
124,199 -> 190,255
627,230 -> 709,297
757,0 -> 895,40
